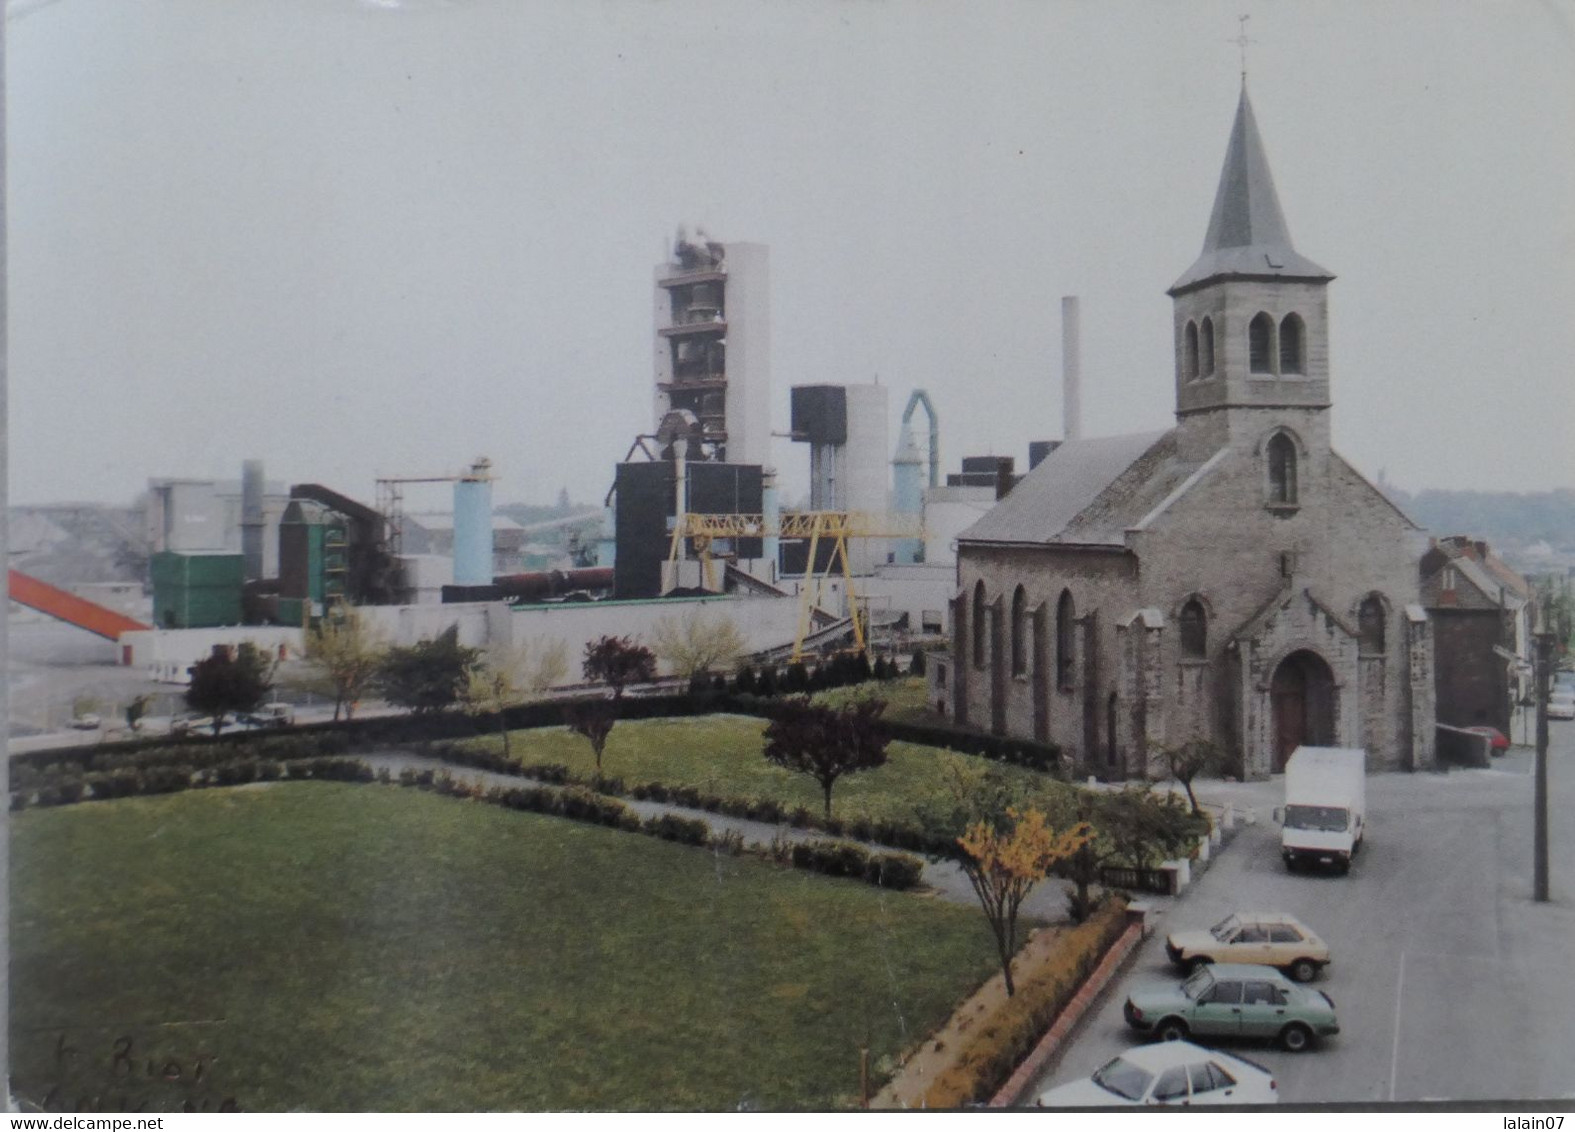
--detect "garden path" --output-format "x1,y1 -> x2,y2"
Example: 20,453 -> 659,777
360,749 -> 1081,923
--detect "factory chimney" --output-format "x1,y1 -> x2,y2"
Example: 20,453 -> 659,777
1061,295 -> 1082,441
240,459 -> 265,582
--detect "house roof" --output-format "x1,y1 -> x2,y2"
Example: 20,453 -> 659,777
957,429 -> 1207,547
1428,537 -> 1530,609
1169,88 -> 1333,296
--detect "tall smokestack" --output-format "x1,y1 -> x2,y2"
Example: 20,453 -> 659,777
240,459 -> 265,582
1061,295 -> 1082,441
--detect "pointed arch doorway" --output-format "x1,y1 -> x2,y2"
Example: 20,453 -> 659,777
1270,650 -> 1335,771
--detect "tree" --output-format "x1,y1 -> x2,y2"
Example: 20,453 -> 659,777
185,643 -> 276,735
914,757 -> 1091,993
582,635 -> 657,699
762,698 -> 891,820
957,807 -> 1092,996
565,636 -> 656,773
565,698 -> 618,773
462,639 -> 570,758
651,609 -> 748,680
1158,737 -> 1227,814
379,626 -> 480,715
1053,785 -> 1207,922
305,607 -> 388,721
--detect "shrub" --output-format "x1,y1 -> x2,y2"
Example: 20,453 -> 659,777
783,663 -> 810,694
920,899 -> 1130,1109
909,648 -> 927,676
644,813 -> 710,845
756,667 -> 778,697
141,767 -> 193,795
733,665 -> 757,695
866,852 -> 924,890
791,839 -> 870,879
709,828 -> 746,856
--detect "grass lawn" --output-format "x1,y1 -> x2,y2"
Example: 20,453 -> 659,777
11,783 -> 1002,1111
810,676 -> 935,723
463,713 -> 1065,827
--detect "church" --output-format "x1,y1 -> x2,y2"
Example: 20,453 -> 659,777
949,88 -> 1437,779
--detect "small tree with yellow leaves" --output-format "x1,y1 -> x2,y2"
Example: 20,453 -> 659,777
957,807 -> 1093,997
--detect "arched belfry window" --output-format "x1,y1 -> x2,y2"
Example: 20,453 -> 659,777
1056,590 -> 1076,690
1359,595 -> 1387,654
1267,433 -> 1298,505
1249,312 -> 1276,374
1200,317 -> 1216,375
972,581 -> 987,668
1011,586 -> 1028,676
1280,313 -> 1305,374
1179,599 -> 1207,659
1183,322 -> 1200,381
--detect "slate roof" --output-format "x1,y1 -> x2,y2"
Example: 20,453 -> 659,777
957,429 -> 1215,547
1169,88 -> 1333,295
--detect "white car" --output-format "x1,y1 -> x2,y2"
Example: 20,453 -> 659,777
1036,1041 -> 1278,1107
1549,693 -> 1575,721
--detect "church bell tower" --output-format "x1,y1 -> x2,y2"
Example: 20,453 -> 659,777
1168,88 -> 1336,462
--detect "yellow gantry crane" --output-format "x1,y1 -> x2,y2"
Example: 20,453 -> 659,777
666,510 -> 924,662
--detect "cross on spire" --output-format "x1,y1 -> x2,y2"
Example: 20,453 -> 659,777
1229,14 -> 1255,85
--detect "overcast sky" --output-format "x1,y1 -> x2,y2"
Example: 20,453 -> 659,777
9,0 -> 1575,510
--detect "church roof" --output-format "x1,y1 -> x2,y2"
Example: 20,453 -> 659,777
1169,87 -> 1333,296
957,429 -> 1199,547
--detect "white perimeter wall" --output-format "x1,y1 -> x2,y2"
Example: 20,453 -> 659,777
123,595 -> 803,685
121,626 -> 305,683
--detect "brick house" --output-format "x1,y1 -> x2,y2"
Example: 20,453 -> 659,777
1420,536 -> 1532,734
949,89 -> 1436,779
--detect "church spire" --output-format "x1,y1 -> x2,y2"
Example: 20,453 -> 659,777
1168,88 -> 1332,296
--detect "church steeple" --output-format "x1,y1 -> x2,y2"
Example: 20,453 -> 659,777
1169,88 -> 1336,461
1169,88 -> 1332,298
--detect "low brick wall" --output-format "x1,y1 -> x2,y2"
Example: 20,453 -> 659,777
988,917 -> 1146,1108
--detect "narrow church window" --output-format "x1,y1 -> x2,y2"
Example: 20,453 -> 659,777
1359,595 -> 1386,654
1183,322 -> 1200,381
972,581 -> 987,668
1249,312 -> 1276,374
1056,590 -> 1076,690
1267,433 -> 1298,505
1180,599 -> 1207,658
1280,313 -> 1305,374
1200,317 -> 1216,375
1011,586 -> 1028,676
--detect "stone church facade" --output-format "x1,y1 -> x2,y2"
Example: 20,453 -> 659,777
951,89 -> 1436,779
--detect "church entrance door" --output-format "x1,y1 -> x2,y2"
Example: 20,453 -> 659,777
1270,650 -> 1336,771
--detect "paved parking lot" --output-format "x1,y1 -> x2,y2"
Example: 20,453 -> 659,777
1029,731 -> 1575,1105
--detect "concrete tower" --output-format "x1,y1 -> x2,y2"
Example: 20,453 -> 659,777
652,233 -> 771,467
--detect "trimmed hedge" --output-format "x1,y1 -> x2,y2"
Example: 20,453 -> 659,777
721,695 -> 1062,774
918,898 -> 1131,1109
785,839 -> 925,891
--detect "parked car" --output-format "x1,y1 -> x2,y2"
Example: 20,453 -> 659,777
1123,964 -> 1339,1052
1464,726 -> 1510,754
69,713 -> 102,730
1165,913 -> 1330,982
240,703 -> 295,728
170,713 -> 217,735
1036,1040 -> 1278,1107
1549,693 -> 1575,721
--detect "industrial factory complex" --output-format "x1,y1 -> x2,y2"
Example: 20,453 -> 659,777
8,94 -> 1543,782
16,227 -> 1058,700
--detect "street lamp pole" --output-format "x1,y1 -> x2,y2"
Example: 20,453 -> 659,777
1533,625 -> 1552,903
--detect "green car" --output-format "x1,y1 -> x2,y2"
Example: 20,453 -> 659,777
1123,963 -> 1339,1053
